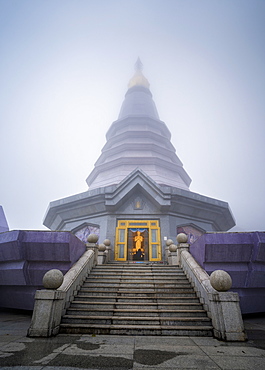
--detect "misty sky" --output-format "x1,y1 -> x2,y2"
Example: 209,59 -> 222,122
0,0 -> 265,232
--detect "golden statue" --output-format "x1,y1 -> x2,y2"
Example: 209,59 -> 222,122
134,231 -> 143,249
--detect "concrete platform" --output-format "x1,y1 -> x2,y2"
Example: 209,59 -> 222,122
0,309 -> 264,369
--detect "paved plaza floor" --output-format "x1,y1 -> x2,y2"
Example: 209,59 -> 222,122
0,309 -> 264,369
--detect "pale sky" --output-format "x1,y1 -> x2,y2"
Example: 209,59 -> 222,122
0,0 -> 265,232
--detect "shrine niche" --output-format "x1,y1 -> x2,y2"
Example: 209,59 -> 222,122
177,224 -> 205,244
74,224 -> 100,243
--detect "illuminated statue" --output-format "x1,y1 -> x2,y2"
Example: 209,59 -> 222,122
134,231 -> 143,249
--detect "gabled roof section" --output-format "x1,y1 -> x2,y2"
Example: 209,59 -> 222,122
104,168 -> 171,211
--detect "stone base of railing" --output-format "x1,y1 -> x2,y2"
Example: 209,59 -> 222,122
209,291 -> 246,341
166,234 -> 247,341
28,248 -> 95,337
27,290 -> 66,337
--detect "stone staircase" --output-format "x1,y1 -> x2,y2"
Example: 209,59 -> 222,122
60,263 -> 213,336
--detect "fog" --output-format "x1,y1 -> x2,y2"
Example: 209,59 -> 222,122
0,0 -> 264,231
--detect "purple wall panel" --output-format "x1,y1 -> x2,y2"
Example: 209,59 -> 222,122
190,232 -> 265,314
0,231 -> 22,260
0,230 -> 86,310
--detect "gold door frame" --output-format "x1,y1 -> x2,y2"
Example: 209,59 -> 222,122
115,220 -> 161,261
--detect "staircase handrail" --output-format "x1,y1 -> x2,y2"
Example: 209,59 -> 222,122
179,245 -> 247,341
28,248 -> 95,337
58,249 -> 95,315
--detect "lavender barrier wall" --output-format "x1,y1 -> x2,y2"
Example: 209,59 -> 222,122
0,230 -> 86,310
190,232 -> 265,314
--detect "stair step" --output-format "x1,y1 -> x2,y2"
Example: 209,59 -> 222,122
62,315 -> 211,326
67,308 -> 207,317
78,290 -> 196,296
76,294 -> 199,302
82,283 -> 192,288
90,270 -> 185,276
89,269 -> 185,272
86,275 -> 188,282
71,301 -> 203,309
60,263 -> 213,337
63,314 -> 210,321
60,323 -> 213,336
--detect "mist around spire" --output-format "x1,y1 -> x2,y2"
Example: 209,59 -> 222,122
135,57 -> 143,72
128,58 -> 150,89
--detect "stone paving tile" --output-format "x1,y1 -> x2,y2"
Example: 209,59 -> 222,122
134,345 -> 205,356
0,325 -> 29,337
191,336 -> 250,347
133,353 -> 220,368
0,341 -> 28,360
63,342 -> 135,355
208,355 -> 265,369
46,351 -> 134,369
45,367 -> 103,370
135,336 -> 195,347
45,367 -> 98,370
0,323 -> 29,331
0,367 -> 44,370
79,335 -> 136,345
0,335 -> 25,344
201,345 -> 265,357
0,339 -> 73,367
13,336 -> 35,343
33,335 -> 81,345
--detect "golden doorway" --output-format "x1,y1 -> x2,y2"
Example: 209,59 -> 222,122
114,220 -> 161,262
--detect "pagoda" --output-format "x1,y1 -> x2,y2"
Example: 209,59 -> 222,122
44,61 -> 235,262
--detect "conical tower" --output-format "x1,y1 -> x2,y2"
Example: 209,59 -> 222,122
86,59 -> 191,191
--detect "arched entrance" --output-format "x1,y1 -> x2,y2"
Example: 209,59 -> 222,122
114,220 -> 161,261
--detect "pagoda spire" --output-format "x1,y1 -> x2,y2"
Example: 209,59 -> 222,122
128,58 -> 150,89
85,61 -> 192,191
135,57 -> 143,72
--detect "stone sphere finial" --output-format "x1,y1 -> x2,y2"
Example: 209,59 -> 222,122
87,234 -> 99,243
176,233 -> 188,244
169,244 -> 177,252
210,270 -> 232,292
43,269 -> 64,289
166,239 -> 173,246
103,239 -> 111,246
98,243 -> 106,252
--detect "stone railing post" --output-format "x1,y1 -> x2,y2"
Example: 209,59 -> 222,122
86,233 -> 99,266
27,269 -> 66,337
103,239 -> 111,264
177,232 -> 189,255
98,244 -> 107,264
168,244 -> 178,265
165,239 -> 173,263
